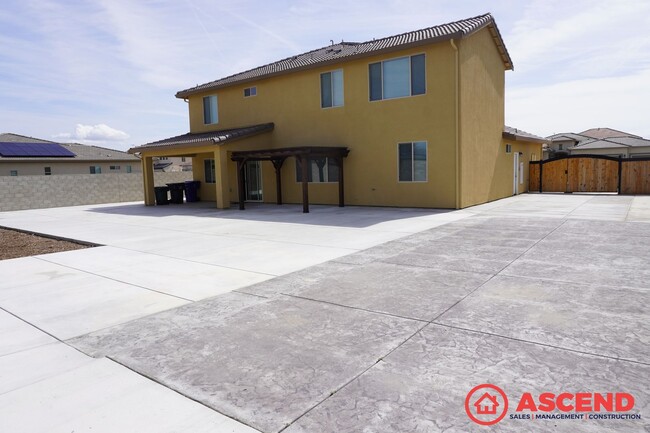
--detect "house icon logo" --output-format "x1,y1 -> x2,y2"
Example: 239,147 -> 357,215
465,384 -> 509,426
475,392 -> 499,415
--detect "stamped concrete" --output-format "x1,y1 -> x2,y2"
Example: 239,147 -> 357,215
2,194 -> 650,432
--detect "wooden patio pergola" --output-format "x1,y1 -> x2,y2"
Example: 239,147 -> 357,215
231,146 -> 350,213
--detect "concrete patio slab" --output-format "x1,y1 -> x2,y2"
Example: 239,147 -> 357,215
284,325 -> 649,433
437,275 -> 650,363
0,342 -> 92,395
71,294 -> 423,433
0,256 -> 189,340
40,246 -> 273,301
0,310 -> 55,356
0,357 -> 260,433
274,261 -> 492,321
2,194 -> 650,432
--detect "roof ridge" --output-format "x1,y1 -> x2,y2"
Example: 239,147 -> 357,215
0,132 -> 58,143
176,13 -> 505,98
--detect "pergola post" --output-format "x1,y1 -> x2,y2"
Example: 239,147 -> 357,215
271,158 -> 285,205
237,159 -> 246,210
301,155 -> 309,213
142,156 -> 155,205
337,156 -> 344,207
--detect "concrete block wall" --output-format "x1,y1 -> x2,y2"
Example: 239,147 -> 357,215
0,172 -> 194,212
154,171 -> 194,187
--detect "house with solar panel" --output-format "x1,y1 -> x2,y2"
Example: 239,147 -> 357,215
0,133 -> 140,176
129,13 -> 545,211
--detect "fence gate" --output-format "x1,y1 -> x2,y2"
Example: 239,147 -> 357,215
530,155 -> 650,194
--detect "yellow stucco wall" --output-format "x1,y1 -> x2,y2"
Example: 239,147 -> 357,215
137,27 -> 525,209
185,43 -> 459,208
458,28 -> 507,207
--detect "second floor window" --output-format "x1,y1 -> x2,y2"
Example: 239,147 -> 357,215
320,70 -> 343,108
244,87 -> 257,97
203,95 -> 218,124
369,54 -> 425,101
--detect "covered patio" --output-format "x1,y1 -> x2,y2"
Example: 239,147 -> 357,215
231,146 -> 349,213
129,123 -> 350,213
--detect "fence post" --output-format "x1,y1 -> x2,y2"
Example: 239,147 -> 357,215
539,161 -> 543,193
617,155 -> 623,195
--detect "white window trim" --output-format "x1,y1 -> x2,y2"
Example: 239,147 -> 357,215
320,69 -> 344,109
369,53 -> 427,102
397,141 -> 428,183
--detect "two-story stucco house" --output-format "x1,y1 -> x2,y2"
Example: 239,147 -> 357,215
130,13 -> 544,211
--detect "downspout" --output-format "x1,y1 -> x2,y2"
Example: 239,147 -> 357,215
450,38 -> 460,209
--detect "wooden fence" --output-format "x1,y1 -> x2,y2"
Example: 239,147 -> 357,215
530,155 -> 650,194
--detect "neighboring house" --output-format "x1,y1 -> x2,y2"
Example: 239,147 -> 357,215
546,128 -> 650,159
0,133 -> 141,176
130,13 -> 544,210
153,156 -> 193,172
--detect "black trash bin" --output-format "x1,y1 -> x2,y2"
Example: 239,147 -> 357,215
167,183 -> 185,204
154,186 -> 170,205
184,180 -> 201,202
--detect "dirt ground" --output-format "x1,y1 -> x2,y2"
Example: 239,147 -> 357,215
0,228 -> 89,260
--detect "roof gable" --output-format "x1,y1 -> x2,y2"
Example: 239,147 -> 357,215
579,127 -> 641,139
176,13 -> 511,98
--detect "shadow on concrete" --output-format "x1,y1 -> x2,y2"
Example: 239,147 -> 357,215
86,201 -> 455,229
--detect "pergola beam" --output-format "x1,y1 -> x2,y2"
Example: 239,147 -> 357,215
231,146 -> 349,213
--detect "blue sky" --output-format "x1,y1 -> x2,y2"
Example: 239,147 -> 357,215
1,0 -> 649,150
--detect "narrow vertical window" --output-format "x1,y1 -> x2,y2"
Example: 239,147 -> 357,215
44,166 -> 51,175
204,159 -> 216,183
126,165 -> 132,173
410,54 -> 426,95
203,95 -> 218,124
320,70 -> 343,108
369,62 -> 382,101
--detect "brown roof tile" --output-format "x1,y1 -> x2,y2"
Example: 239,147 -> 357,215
176,13 -> 511,98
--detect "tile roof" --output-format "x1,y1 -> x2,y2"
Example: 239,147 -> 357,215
571,136 -> 650,150
578,127 -> 641,139
129,123 -> 275,153
503,126 -> 548,143
176,13 -> 511,98
0,133 -> 138,161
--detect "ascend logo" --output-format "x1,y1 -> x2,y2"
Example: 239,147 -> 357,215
465,385 -> 639,426
464,384 -> 509,426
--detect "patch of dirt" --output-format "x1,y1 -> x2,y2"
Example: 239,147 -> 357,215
0,228 -> 89,260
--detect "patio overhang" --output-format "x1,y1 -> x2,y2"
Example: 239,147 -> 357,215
128,123 -> 275,154
231,146 -> 350,213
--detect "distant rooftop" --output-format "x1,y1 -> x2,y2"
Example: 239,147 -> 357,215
0,133 -> 138,161
578,128 -> 641,140
503,126 -> 548,143
176,13 -> 512,98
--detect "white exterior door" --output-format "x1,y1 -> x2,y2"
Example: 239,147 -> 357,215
513,152 -> 520,195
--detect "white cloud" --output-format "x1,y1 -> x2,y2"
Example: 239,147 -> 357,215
54,124 -> 129,142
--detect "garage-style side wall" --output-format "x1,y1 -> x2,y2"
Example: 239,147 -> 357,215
496,140 -> 543,196
185,43 -> 459,208
458,27 -> 506,208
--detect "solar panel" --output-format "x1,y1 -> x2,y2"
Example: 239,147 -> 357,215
0,142 -> 76,157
